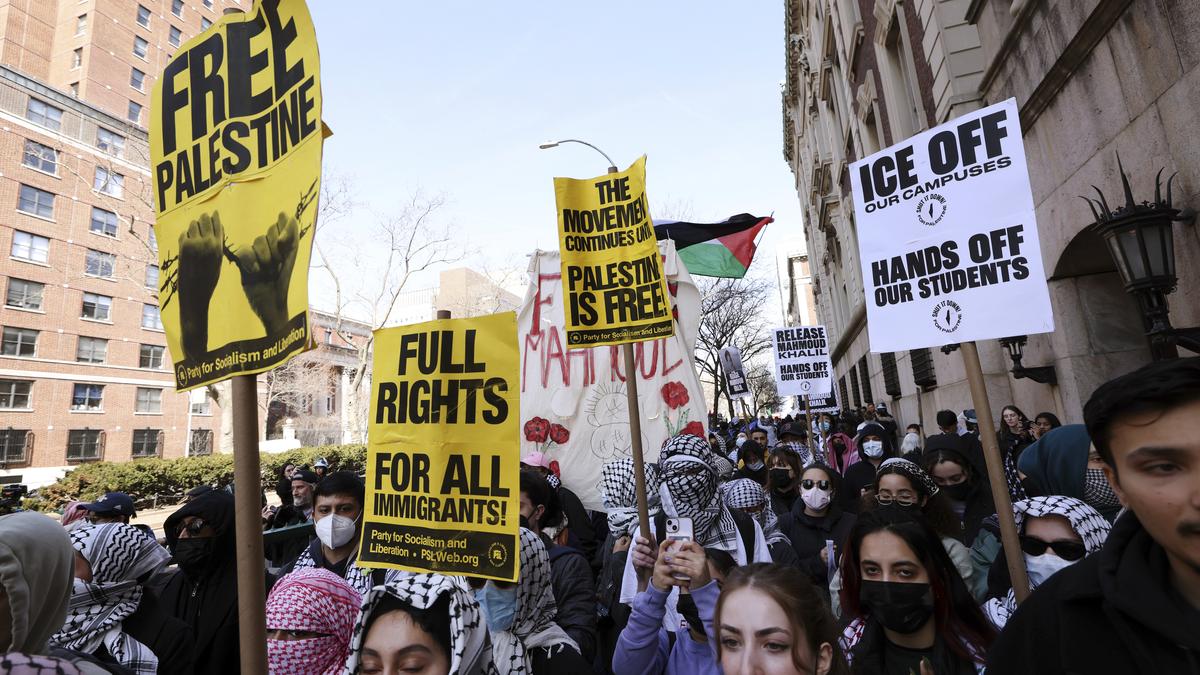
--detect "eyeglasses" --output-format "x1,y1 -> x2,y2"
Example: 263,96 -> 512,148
874,493 -> 918,507
1019,535 -> 1086,561
177,518 -> 208,537
801,479 -> 831,491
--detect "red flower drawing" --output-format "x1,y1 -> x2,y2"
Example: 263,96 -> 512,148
661,381 -> 690,410
524,417 -> 550,443
682,421 -> 705,438
549,424 -> 570,445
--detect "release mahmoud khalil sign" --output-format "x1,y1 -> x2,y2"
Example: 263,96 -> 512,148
771,325 -> 834,398
849,98 -> 1053,352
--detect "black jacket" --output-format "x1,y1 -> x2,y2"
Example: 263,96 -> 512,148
841,460 -> 879,514
779,502 -> 856,588
124,590 -> 196,675
987,511 -> 1200,674
274,476 -> 294,507
953,481 -> 995,547
769,488 -> 799,517
544,536 -> 598,663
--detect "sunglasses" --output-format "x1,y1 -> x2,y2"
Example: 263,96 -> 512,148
177,518 -> 208,537
1019,535 -> 1086,561
801,479 -> 831,491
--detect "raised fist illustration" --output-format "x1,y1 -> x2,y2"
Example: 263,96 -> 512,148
177,212 -> 225,361
233,212 -> 299,336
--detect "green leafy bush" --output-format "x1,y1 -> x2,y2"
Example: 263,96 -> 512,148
28,444 -> 365,513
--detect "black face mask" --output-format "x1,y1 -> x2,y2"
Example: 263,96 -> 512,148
677,592 -> 702,631
941,481 -> 972,501
769,468 -> 793,490
172,537 -> 216,572
859,580 -> 934,634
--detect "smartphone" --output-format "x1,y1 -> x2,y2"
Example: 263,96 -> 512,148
665,517 -> 694,581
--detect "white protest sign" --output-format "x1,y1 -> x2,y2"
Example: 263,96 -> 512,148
719,346 -> 751,401
849,98 -> 1053,352
771,325 -> 833,397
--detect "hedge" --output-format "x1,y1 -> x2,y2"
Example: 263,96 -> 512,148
29,445 -> 366,513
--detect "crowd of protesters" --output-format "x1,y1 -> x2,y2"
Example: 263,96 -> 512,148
0,356 -> 1197,673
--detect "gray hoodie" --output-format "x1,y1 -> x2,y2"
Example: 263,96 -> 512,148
0,511 -> 74,653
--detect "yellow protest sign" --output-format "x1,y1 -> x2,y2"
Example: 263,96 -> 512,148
555,155 -> 674,348
150,0 -> 322,390
359,313 -> 521,581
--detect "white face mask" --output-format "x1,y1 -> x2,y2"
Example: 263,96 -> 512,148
315,513 -> 359,549
1024,552 -> 1075,587
800,487 -> 831,511
862,440 -> 884,458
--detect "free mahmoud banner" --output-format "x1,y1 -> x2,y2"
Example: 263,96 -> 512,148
360,313 -> 521,582
150,0 -> 322,390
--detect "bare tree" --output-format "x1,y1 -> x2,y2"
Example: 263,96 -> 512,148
260,351 -> 341,444
694,270 -> 773,420
747,364 -> 783,416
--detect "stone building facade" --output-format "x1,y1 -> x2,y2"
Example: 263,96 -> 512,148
782,0 -> 1199,430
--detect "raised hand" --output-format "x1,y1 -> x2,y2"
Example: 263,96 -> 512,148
233,212 -> 299,335
177,212 -> 225,361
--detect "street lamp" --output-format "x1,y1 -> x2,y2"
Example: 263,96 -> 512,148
1081,155 -> 1200,359
539,139 -> 618,173
997,335 -> 1057,385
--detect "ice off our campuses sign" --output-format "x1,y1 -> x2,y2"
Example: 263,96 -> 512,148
849,98 -> 1053,352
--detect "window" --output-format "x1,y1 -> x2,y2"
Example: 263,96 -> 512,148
0,380 -> 32,409
72,48 -> 82,69
75,14 -> 87,35
141,303 -> 162,330
26,99 -> 63,130
5,279 -> 44,311
144,263 -> 159,289
172,0 -> 184,17
0,429 -> 30,463
190,429 -> 213,456
858,354 -> 874,406
89,207 -> 118,237
75,336 -> 107,363
139,344 -> 165,369
135,387 -> 162,413
148,227 -> 158,252
22,140 -> 57,174
131,429 -> 162,458
203,0 -> 213,8
130,67 -> 145,91
71,383 -> 104,411
127,100 -> 143,124
169,26 -> 182,47
133,36 -> 149,58
81,292 -> 112,321
881,352 -> 902,397
910,348 -> 937,389
85,249 -> 116,278
849,364 -> 862,408
69,82 -> 79,97
1,327 -> 38,356
136,4 -> 151,28
67,429 -> 103,461
11,231 -> 49,263
96,128 -> 125,157
18,184 -> 55,219
839,376 -> 850,411
201,17 -> 211,29
93,167 -> 124,198
191,390 -> 211,415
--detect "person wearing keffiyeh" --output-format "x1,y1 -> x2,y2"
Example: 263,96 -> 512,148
49,523 -> 188,675
720,478 -> 798,566
266,569 -> 359,674
600,458 -> 661,539
982,496 -> 1110,628
344,573 -> 493,674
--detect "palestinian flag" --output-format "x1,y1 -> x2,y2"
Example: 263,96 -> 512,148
653,213 -> 772,278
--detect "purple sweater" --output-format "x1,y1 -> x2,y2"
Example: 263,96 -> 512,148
611,581 -> 721,675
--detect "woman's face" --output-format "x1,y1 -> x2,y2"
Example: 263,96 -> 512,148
858,531 -> 930,584
1034,417 -> 1054,434
359,610 -> 450,675
876,474 -> 921,506
930,460 -> 968,487
1003,409 -> 1020,429
719,586 -> 831,675
770,455 -> 796,480
800,468 -> 833,497
283,464 -> 295,479
1025,514 -> 1082,549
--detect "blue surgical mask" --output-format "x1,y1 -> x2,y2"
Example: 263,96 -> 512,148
475,582 -> 518,633
820,421 -> 831,433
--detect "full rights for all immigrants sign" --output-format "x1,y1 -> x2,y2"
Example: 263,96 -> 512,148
848,98 -> 1053,352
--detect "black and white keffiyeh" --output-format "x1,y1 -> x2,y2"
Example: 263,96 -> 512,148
721,478 -> 788,546
344,573 -> 493,674
50,524 -> 169,675
983,496 -> 1111,627
600,458 -> 660,537
0,653 -> 84,675
878,457 -> 940,497
780,441 -> 817,467
291,546 -> 379,597
488,528 -> 579,674
658,434 -> 740,552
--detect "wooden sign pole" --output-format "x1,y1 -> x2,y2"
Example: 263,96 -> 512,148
231,374 -> 267,675
960,341 -> 1031,602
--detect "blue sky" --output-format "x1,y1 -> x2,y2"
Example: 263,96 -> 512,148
307,2 -> 804,319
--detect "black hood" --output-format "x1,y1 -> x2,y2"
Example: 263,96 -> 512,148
855,423 -> 895,457
164,489 -> 236,555
1098,510 -> 1200,655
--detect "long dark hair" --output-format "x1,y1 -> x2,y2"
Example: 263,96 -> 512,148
871,465 -> 962,541
840,509 -> 995,664
717,563 -> 850,675
1034,412 -> 1061,429
765,446 -> 804,493
1000,405 -> 1029,433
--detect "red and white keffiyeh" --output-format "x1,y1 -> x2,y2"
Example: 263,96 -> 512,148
266,568 -> 361,675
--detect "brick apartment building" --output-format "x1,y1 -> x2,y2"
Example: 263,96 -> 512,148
0,0 -> 243,487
